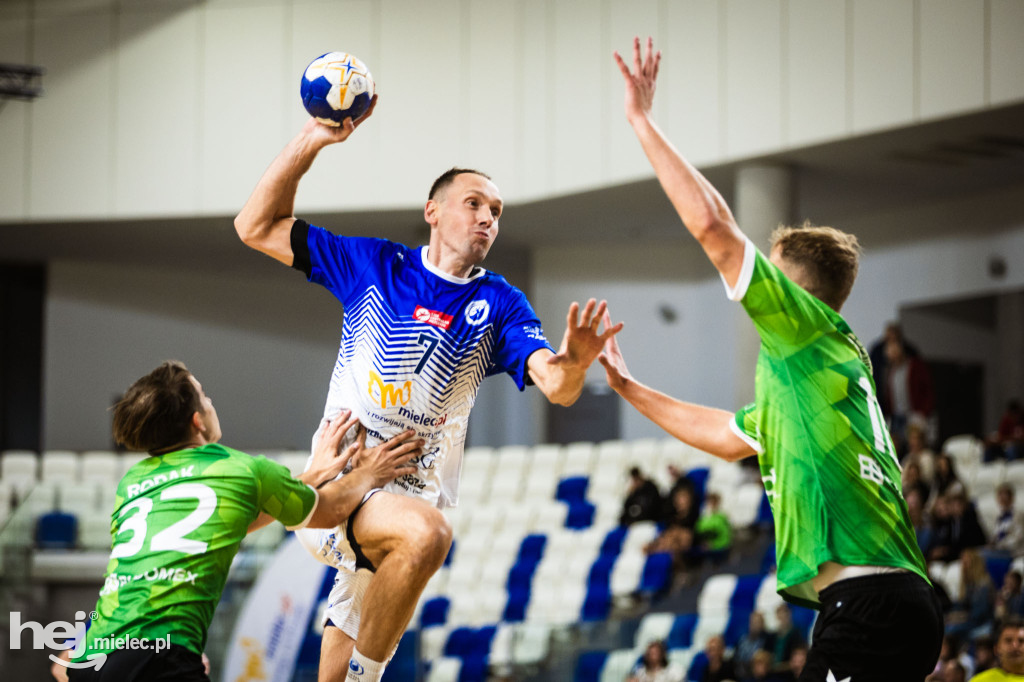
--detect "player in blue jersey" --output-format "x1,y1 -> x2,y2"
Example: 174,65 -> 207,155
235,98 -> 622,681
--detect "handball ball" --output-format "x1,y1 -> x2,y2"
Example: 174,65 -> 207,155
300,52 -> 375,126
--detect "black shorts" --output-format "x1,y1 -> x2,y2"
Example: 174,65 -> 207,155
67,644 -> 208,682
799,572 -> 943,682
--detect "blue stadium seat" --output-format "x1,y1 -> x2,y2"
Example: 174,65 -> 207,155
458,655 -> 487,682
724,608 -> 752,647
666,613 -> 698,649
791,605 -> 817,639
574,651 -> 609,682
557,475 -> 589,503
686,468 -> 709,506
600,526 -> 627,557
420,596 -> 450,628
581,583 -> 611,622
35,510 -> 77,549
503,587 -> 530,622
381,631 -> 419,681
730,574 -> 762,611
757,490 -> 774,525
687,650 -> 709,682
986,554 -> 1013,588
444,538 -> 456,566
507,560 -> 540,591
639,551 -> 673,594
565,500 -> 596,529
518,534 -> 547,563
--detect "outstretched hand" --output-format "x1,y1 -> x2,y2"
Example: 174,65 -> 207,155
547,299 -> 624,372
302,94 -> 378,147
598,311 -> 634,393
613,36 -> 660,125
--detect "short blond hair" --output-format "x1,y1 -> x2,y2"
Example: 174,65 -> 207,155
771,222 -> 862,311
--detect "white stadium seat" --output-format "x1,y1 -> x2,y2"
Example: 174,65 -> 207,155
634,612 -> 677,648
81,451 -> 120,485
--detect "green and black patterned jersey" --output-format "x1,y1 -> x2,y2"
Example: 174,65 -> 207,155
727,240 -> 929,608
74,444 -> 317,659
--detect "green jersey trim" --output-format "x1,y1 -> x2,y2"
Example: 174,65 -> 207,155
285,486 -> 318,531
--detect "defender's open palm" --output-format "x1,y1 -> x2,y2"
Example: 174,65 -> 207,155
598,311 -> 634,393
548,299 -> 624,372
614,36 -> 661,124
351,428 -> 423,488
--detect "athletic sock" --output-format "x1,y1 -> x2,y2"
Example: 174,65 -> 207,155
345,647 -> 385,682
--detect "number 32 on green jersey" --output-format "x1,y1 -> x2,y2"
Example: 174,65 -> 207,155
111,483 -> 217,559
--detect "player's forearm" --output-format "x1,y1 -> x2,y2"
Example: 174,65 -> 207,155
306,469 -> 378,529
614,377 -> 753,462
247,512 -> 275,534
630,115 -> 745,279
539,368 -> 586,407
234,132 -> 324,257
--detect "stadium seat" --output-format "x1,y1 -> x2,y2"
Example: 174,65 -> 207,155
35,510 -> 77,549
1,450 -> 38,495
532,443 -> 566,476
692,611 -> 729,652
600,648 -> 641,682
944,434 -> 984,471
81,451 -> 120,485
639,552 -> 673,594
58,482 -> 99,516
421,597 -> 451,628
565,500 -> 596,529
563,442 -> 595,477
726,482 -> 767,528
666,613 -> 698,649
78,510 -> 112,551
971,462 -> 1006,498
575,650 -> 609,682
634,612 -> 677,649
610,552 -> 646,596
425,656 -> 461,682
697,573 -> 738,616
533,500 -> 568,531
1006,462 -> 1024,489
730,574 -> 764,611
557,475 -> 589,503
622,520 -> 659,553
419,625 -> 452,662
510,623 -> 552,665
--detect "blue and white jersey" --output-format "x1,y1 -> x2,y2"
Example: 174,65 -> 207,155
293,220 -> 553,508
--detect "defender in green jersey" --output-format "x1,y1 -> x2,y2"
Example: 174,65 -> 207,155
65,361 -> 422,682
599,38 -> 942,681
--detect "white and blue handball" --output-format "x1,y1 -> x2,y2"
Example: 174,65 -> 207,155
300,52 -> 375,126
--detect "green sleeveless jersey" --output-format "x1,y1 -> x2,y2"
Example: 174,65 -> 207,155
74,444 -> 317,659
727,241 -> 929,607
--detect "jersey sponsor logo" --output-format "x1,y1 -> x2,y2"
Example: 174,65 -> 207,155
408,447 -> 440,470
523,324 -> 546,341
349,659 -> 365,675
465,299 -> 490,326
413,305 -> 453,330
368,370 -> 411,408
397,406 -> 448,428
395,472 -> 427,492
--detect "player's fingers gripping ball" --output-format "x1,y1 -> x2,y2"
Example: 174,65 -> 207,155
300,52 -> 375,126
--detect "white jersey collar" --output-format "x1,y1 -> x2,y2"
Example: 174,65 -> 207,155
420,246 -> 487,284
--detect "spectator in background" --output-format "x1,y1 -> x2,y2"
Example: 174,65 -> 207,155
773,644 -> 809,682
699,634 -> 737,682
973,636 -> 997,677
996,571 -> 1024,621
621,466 -> 663,526
933,491 -> 987,561
905,420 -> 939,485
985,401 -> 1024,463
989,483 -> 1024,558
932,453 -> 968,508
969,618 -> 1024,681
741,650 -> 779,682
627,639 -> 684,682
905,460 -> 934,508
869,322 -> 920,403
734,611 -> 775,680
946,548 -> 996,642
644,486 -> 699,576
771,604 -> 807,673
882,333 -> 935,454
694,491 -> 733,566
907,488 -> 935,555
